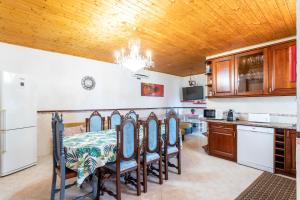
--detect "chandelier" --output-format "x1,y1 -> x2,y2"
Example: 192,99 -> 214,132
114,39 -> 154,72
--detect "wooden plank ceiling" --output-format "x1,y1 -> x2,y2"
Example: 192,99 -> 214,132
0,0 -> 296,76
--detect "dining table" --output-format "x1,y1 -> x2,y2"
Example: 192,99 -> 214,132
63,125 -> 182,186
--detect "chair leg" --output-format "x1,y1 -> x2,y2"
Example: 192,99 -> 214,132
143,163 -> 147,193
164,155 -> 168,180
59,174 -> 65,200
91,172 -> 97,199
116,170 -> 121,200
97,169 -> 101,200
159,158 -> 163,184
50,169 -> 57,200
177,151 -> 181,175
136,165 -> 141,196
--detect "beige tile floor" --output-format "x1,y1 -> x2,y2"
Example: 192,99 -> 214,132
0,134 -> 262,200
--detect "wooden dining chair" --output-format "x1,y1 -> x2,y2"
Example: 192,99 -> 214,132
142,112 -> 163,193
99,119 -> 141,200
125,110 -> 139,122
163,111 -> 181,180
165,109 -> 178,118
86,111 -> 105,132
108,110 -> 123,129
51,113 -> 77,200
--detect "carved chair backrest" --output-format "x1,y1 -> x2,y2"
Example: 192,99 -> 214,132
165,111 -> 179,147
86,111 -> 104,132
144,112 -> 161,154
108,110 -> 123,129
51,112 -> 65,168
125,110 -> 139,122
116,119 -> 139,161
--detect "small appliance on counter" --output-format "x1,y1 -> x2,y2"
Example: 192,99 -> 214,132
204,109 -> 223,119
226,109 -> 236,121
248,113 -> 270,123
204,109 -> 215,118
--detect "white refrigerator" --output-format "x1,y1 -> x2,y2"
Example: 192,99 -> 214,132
0,71 -> 37,176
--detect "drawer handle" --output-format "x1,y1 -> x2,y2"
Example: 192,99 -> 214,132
212,125 -> 234,129
212,126 -> 224,129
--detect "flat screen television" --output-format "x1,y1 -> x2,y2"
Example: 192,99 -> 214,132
182,86 -> 204,100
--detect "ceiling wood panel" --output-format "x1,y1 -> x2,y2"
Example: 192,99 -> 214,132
0,0 -> 296,76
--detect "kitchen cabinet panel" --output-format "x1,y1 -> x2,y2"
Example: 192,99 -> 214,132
208,122 -> 236,161
274,128 -> 296,177
285,129 -> 296,176
234,48 -> 268,95
212,56 -> 235,96
268,41 -> 296,96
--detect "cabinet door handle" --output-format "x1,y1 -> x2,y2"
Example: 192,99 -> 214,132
269,87 -> 272,93
213,126 -> 224,129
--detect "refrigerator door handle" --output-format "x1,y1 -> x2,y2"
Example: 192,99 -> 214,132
0,130 -> 6,153
0,110 -> 6,153
0,109 -> 6,131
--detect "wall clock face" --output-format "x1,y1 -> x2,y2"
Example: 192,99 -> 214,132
81,76 -> 96,90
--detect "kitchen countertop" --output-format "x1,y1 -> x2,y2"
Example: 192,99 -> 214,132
203,118 -> 297,130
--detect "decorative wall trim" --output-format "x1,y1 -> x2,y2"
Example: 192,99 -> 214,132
37,106 -> 207,114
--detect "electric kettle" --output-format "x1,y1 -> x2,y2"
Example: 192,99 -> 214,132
227,109 -> 235,121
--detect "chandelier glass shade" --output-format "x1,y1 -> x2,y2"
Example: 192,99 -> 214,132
114,39 -> 154,72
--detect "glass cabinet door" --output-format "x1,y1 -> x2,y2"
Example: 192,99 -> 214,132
235,49 -> 267,95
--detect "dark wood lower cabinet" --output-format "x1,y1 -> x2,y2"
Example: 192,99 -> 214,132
208,122 -> 237,161
272,128 -> 296,177
208,123 -> 296,177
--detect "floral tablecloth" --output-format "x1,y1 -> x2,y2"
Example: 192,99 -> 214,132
64,125 -> 180,185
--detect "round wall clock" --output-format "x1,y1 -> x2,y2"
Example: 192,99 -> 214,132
81,76 -> 96,90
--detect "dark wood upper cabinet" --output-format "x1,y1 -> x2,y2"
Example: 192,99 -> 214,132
268,41 -> 296,96
234,48 -> 269,96
207,40 -> 296,98
212,56 -> 235,96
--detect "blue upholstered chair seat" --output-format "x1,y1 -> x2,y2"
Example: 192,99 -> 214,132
141,152 -> 160,162
164,146 -> 178,154
106,160 -> 137,172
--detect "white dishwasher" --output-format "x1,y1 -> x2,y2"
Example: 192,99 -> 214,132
237,125 -> 274,173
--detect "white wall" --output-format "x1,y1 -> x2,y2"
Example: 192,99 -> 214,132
0,42 -> 182,110
0,42 -> 183,157
181,74 -> 207,93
